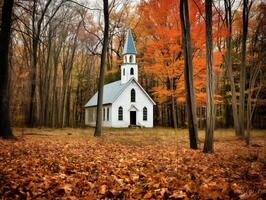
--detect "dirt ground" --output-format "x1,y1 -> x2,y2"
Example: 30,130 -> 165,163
0,128 -> 265,199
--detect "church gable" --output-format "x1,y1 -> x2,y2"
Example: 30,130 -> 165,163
113,79 -> 155,107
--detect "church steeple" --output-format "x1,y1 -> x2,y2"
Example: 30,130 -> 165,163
123,29 -> 137,55
121,29 -> 138,84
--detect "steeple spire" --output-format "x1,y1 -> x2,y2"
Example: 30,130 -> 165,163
121,29 -> 138,84
123,29 -> 136,55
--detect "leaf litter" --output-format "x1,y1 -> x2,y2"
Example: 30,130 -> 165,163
0,129 -> 265,199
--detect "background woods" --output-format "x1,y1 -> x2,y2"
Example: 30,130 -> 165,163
8,0 -> 134,128
2,0 -> 266,132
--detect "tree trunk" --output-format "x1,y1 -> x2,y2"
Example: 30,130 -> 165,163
203,0 -> 215,153
0,0 -> 15,139
170,78 -> 178,129
52,56 -> 59,128
28,0 -> 53,127
224,0 -> 240,136
94,0 -> 109,137
239,0 -> 251,138
179,0 -> 198,149
246,90 -> 251,146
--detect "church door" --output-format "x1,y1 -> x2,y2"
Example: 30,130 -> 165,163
130,111 -> 136,125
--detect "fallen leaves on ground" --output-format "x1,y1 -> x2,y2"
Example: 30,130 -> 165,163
0,128 -> 265,199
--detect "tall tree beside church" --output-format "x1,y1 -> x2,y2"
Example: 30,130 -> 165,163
203,0 -> 215,153
0,0 -> 15,139
94,0 -> 109,137
179,0 -> 198,149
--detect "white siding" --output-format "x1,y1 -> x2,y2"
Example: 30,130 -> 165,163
121,63 -> 138,84
85,105 -> 112,127
112,81 -> 154,128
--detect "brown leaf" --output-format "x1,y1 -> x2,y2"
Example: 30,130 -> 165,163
169,191 -> 187,199
62,184 -> 72,194
184,182 -> 197,193
99,184 -> 107,195
231,183 -> 242,194
143,191 -> 153,199
131,174 -> 139,182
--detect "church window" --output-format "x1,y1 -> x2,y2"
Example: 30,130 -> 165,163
123,68 -> 125,76
143,107 -> 147,121
131,89 -> 136,102
130,67 -> 134,75
118,106 -> 123,120
103,108 -> 105,121
107,108 -> 109,121
129,55 -> 133,63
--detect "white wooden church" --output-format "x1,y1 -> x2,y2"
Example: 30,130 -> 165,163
85,30 -> 155,128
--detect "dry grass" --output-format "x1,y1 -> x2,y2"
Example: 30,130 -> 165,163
13,127 -> 266,146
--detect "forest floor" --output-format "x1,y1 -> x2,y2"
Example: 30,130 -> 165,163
0,128 -> 265,199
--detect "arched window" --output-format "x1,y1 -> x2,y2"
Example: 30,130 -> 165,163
118,106 -> 123,120
129,55 -> 133,63
143,107 -> 147,121
123,68 -> 125,76
131,89 -> 136,102
130,67 -> 134,75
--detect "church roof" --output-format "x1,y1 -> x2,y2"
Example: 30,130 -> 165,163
85,78 -> 156,107
123,29 -> 136,55
85,80 -> 126,107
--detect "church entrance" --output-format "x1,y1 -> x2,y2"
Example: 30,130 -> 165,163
130,111 -> 136,125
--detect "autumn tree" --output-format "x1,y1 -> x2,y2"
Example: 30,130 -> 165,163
245,2 -> 266,145
0,0 -> 15,139
94,0 -> 109,137
136,0 -> 183,129
203,0 -> 215,153
180,0 -> 198,149
9,0 -> 103,128
136,0 -> 208,129
224,0 -> 241,136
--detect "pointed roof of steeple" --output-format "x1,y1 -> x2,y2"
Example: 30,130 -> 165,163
123,29 -> 136,55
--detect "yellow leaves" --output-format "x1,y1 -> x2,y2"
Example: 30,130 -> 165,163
99,184 -> 107,195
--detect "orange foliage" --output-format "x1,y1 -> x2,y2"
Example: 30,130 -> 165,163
136,0 -> 223,106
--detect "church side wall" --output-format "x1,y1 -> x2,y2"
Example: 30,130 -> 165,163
85,105 -> 112,127
112,81 -> 154,128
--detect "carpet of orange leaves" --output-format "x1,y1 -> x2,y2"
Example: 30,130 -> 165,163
0,128 -> 265,199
